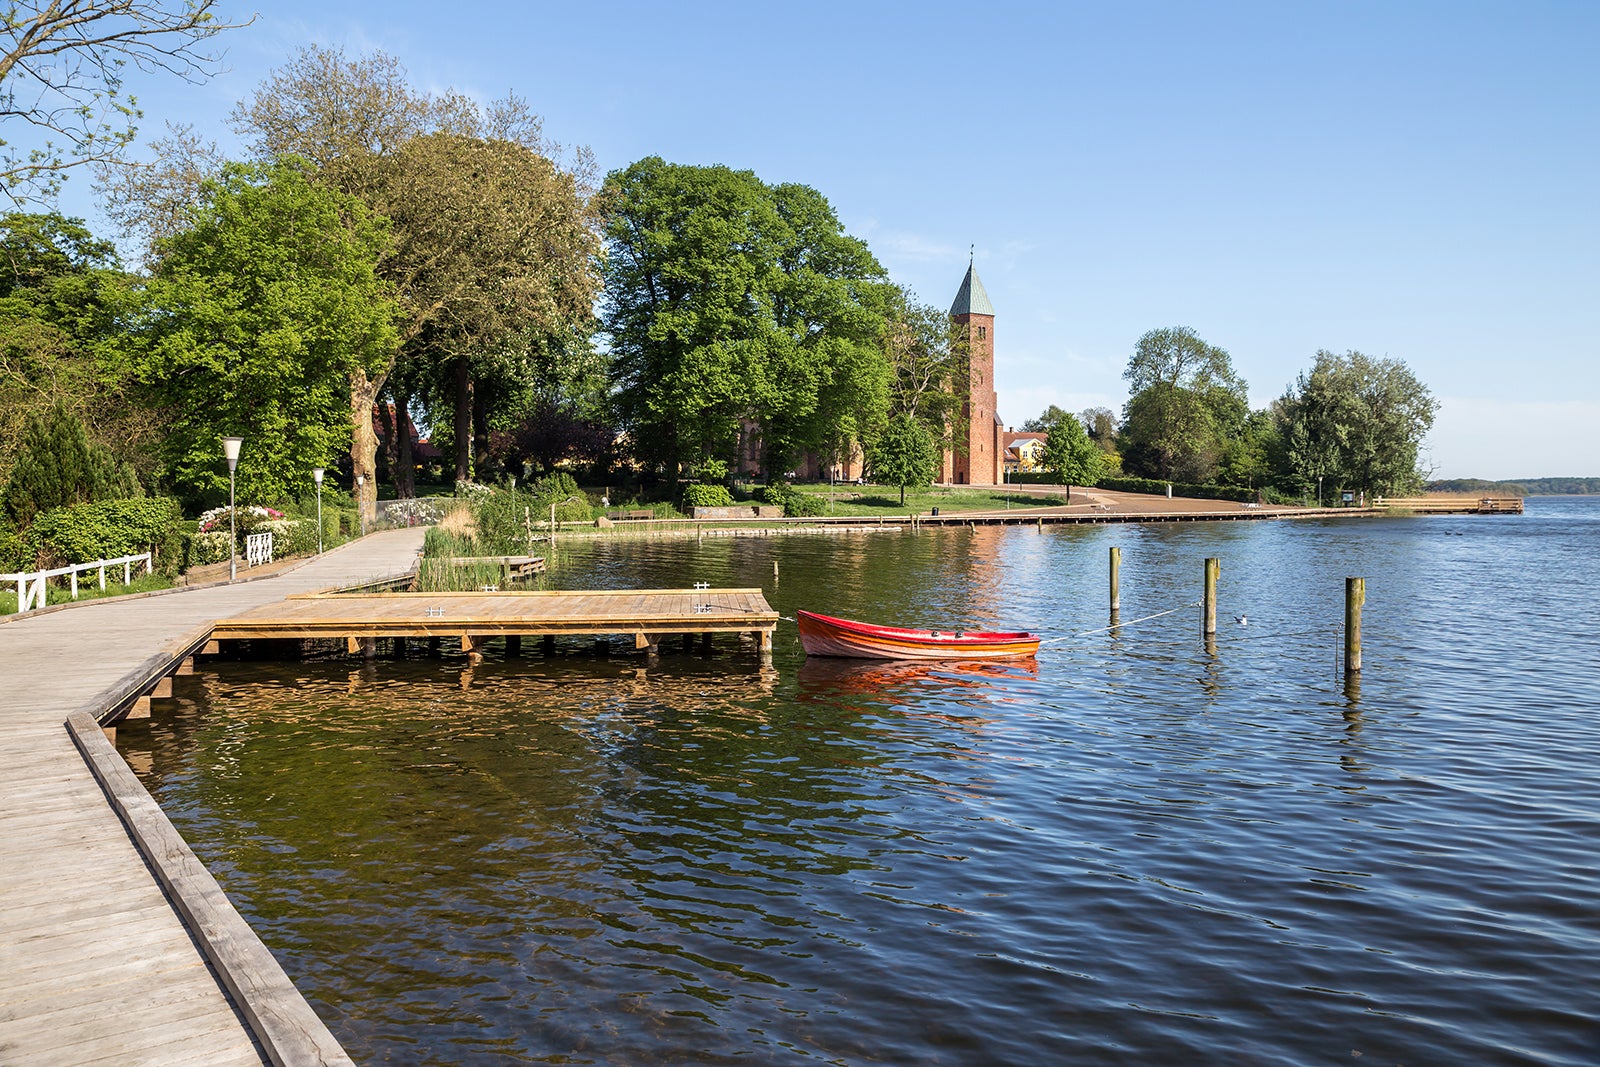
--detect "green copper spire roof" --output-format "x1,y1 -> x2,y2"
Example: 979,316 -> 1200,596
950,258 -> 995,317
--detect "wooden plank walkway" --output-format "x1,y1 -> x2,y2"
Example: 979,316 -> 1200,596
0,528 -> 424,1066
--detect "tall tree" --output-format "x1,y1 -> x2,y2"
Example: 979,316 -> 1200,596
2,399 -> 136,528
0,1 -> 250,202
883,287 -> 968,446
226,46 -> 600,513
866,414 -> 937,505
1120,326 -> 1247,483
1040,412 -> 1104,487
0,211 -> 154,486
132,159 -> 399,504
1278,350 -> 1437,496
601,157 -> 892,479
1022,404 -> 1070,432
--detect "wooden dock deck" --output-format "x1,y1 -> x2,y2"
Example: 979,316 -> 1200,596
0,529 -> 425,1066
214,588 -> 778,656
0,530 -> 780,1065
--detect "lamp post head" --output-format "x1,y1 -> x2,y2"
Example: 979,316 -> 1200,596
356,474 -> 365,488
312,467 -> 324,485
222,436 -> 244,472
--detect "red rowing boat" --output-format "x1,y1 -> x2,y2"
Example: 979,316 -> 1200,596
796,609 -> 1039,661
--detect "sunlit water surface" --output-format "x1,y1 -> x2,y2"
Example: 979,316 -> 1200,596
123,500 -> 1600,1065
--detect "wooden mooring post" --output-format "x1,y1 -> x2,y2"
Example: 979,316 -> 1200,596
1345,577 -> 1364,674
1109,546 -> 1121,614
1203,557 -> 1220,636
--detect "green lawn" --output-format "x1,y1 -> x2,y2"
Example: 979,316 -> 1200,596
782,482 -> 1068,515
0,572 -> 174,616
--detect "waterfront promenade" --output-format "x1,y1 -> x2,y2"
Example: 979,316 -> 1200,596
0,528 -> 423,1067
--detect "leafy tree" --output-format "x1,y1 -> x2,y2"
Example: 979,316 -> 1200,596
0,1 -> 250,202
1278,350 -> 1437,496
2,399 -> 137,528
1022,404 -> 1070,432
132,159 -> 399,504
884,287 -> 967,430
1120,326 -> 1248,483
866,414 -> 937,504
1216,408 -> 1277,489
1040,412 -> 1104,487
111,46 -> 602,513
0,211 -> 157,487
601,157 -> 892,479
1079,406 -> 1119,448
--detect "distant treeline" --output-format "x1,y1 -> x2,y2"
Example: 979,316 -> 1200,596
1427,478 -> 1600,496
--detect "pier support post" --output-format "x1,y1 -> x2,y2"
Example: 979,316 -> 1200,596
1109,546 -> 1121,614
1203,557 -> 1220,637
504,635 -> 522,657
1345,577 -> 1364,674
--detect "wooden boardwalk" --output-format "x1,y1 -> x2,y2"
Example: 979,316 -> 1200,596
0,529 -> 424,1067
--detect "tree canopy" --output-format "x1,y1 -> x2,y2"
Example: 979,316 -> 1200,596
1040,412 -> 1104,487
1277,350 -> 1437,496
601,156 -> 892,479
866,414 -> 938,504
131,159 -> 399,504
1120,326 -> 1248,483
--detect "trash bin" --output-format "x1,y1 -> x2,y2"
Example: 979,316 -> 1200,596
931,507 -> 940,516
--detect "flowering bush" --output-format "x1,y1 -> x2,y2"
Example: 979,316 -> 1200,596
189,530 -> 233,566
196,505 -> 285,534
454,480 -> 495,501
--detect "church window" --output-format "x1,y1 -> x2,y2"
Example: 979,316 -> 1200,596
977,325 -> 987,340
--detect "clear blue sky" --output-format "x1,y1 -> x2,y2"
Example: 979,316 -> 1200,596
52,1 -> 1600,480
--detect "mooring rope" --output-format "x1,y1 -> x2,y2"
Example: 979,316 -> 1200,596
1038,600 -> 1203,643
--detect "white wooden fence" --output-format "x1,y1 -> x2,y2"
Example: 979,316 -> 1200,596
2,552 -> 153,614
245,531 -> 274,568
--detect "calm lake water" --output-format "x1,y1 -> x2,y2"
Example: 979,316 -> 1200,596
121,499 -> 1600,1065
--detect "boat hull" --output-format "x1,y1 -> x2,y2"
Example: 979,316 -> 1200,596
797,610 -> 1039,661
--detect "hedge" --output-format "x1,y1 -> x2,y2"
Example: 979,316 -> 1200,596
19,498 -> 184,570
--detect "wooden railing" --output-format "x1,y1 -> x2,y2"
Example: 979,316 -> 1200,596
2,552 -> 153,614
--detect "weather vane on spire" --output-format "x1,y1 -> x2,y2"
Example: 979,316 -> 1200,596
970,243 -> 974,264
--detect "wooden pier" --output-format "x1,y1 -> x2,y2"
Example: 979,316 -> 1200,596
0,530 -> 781,1065
210,587 -> 778,663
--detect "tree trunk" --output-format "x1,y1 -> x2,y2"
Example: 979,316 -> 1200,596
394,389 -> 417,499
472,384 -> 491,479
350,367 -> 386,531
375,396 -> 396,486
453,355 -> 472,484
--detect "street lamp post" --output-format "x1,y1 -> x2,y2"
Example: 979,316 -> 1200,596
312,468 -> 325,554
222,437 -> 243,581
356,474 -> 366,536
1317,475 -> 1323,509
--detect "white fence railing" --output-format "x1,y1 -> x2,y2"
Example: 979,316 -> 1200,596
245,531 -> 274,568
2,552 -> 154,614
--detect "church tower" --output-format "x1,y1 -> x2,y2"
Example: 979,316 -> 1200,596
945,257 -> 1004,485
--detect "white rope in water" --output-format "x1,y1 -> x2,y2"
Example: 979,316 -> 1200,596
1040,601 -> 1202,643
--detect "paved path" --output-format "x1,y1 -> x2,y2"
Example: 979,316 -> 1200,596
0,529 -> 423,1066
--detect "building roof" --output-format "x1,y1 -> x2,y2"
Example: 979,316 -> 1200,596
950,260 -> 995,317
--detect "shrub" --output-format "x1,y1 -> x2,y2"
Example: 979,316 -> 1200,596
780,489 -> 825,517
682,483 -> 735,509
188,530 -> 232,566
755,484 -> 787,506
22,498 -> 184,569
